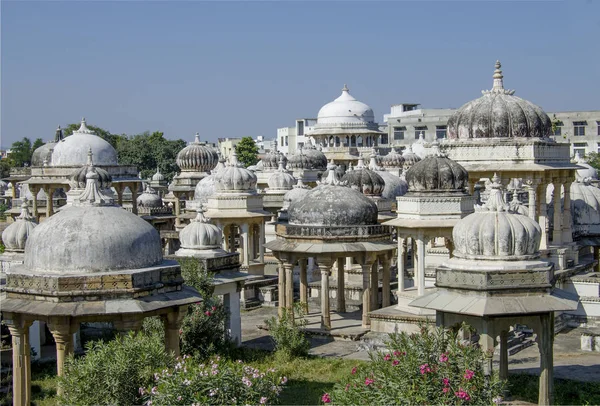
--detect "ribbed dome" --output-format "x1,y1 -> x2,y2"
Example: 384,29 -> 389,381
193,174 -> 216,204
405,153 -> 468,193
1,203 -> 37,252
268,160 -> 296,191
214,151 -> 257,192
262,150 -> 287,171
24,170 -> 162,273
288,163 -> 378,226
316,85 -> 375,125
342,156 -> 385,197
378,171 -> 408,200
380,148 -> 405,169
287,142 -> 328,171
447,61 -> 551,139
402,145 -> 422,171
137,185 -> 163,208
176,133 -> 219,172
452,176 -> 541,259
152,167 -> 165,182
178,209 -> 222,250
52,118 -> 118,166
69,148 -> 112,189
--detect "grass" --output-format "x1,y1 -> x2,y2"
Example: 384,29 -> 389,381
508,373 -> 600,405
1,360 -> 58,406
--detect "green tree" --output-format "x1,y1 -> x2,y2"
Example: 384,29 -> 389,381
235,137 -> 259,167
1,159 -> 13,178
585,152 -> 600,172
7,137 -> 44,167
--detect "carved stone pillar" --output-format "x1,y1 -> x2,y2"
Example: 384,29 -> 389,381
278,262 -> 285,318
48,318 -> 76,396
537,312 -> 555,405
240,223 -> 249,266
552,179 -> 562,245
370,260 -> 378,311
115,183 -> 124,206
259,222 -> 265,262
478,322 -> 495,377
46,186 -> 54,219
284,261 -> 294,315
527,180 -> 538,221
382,255 -> 391,308
299,259 -> 308,307
361,261 -> 373,328
317,261 -> 332,330
162,306 -> 188,358
174,197 -> 182,228
337,258 -> 346,312
499,330 -> 509,381
416,234 -> 427,297
537,182 -> 549,250
31,186 -> 39,220
131,183 -> 138,215
6,317 -> 31,406
562,180 -> 573,244
397,237 -> 406,292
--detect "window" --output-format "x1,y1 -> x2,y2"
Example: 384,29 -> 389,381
285,136 -> 288,146
436,125 -> 447,139
280,137 -> 284,147
553,122 -> 563,136
393,126 -> 406,140
414,126 -> 427,139
596,121 -> 600,136
297,121 -> 304,136
574,121 -> 587,136
573,142 -> 587,157
380,134 -> 389,145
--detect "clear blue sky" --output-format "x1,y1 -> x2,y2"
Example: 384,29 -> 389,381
2,0 -> 599,148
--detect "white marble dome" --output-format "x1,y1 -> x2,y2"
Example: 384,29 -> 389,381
268,160 -> 296,191
214,151 -> 257,192
316,85 -> 375,125
51,118 -> 118,166
378,171 -> 408,200
452,177 -> 541,259
178,209 -> 222,250
193,174 -> 217,204
405,154 -> 468,193
152,167 -> 165,182
380,148 -> 405,169
342,157 -> 385,197
282,179 -> 311,211
137,185 -> 163,208
401,145 -> 422,172
24,169 -> 162,273
1,203 -> 37,252
447,61 -> 551,139
176,133 -> 219,173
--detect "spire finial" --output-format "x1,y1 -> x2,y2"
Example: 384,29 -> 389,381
368,147 -> 382,171
192,206 -> 210,223
342,84 -> 349,92
492,60 -> 504,91
194,132 -> 200,143
75,167 -> 113,206
17,200 -> 35,221
318,161 -> 347,186
55,125 -> 63,142
77,117 -> 94,134
87,146 -> 94,166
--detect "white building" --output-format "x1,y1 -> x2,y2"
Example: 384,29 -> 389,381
276,118 -> 317,155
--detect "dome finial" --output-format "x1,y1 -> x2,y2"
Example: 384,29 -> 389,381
477,173 -> 509,212
318,160 -> 347,186
342,84 -> 349,92
55,125 -> 63,142
492,60 -> 504,91
76,167 -> 113,206
192,206 -> 210,223
194,132 -> 200,143
17,200 -> 34,221
356,154 -> 366,169
77,117 -> 94,134
87,146 -> 94,166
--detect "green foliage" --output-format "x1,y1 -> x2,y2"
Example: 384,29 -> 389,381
58,331 -> 174,406
323,325 -> 504,405
0,159 -> 12,178
584,152 -> 600,173
265,303 -> 311,359
142,355 -> 287,405
508,374 -> 600,405
235,136 -> 259,167
6,137 -> 44,167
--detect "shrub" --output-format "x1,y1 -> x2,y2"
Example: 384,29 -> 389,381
264,303 -> 310,359
58,330 -> 174,405
322,325 -> 505,405
142,355 -> 287,405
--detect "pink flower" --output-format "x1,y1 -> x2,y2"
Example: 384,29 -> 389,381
443,378 -> 450,386
392,360 -> 399,366
345,383 -> 350,392
365,377 -> 374,386
393,350 -> 401,356
322,393 -> 332,404
443,387 -> 450,394
464,369 -> 475,380
260,397 -> 268,404
419,363 -> 432,375
204,311 -> 212,316
383,354 -> 391,361
439,353 -> 449,362
211,306 -> 217,311
281,376 -> 288,384
351,367 -> 357,375
455,389 -> 471,401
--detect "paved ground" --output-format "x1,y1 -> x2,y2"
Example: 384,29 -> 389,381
241,306 -> 600,382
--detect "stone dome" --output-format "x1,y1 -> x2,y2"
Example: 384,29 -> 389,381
282,179 -> 311,209
288,162 -> 378,226
152,167 -> 165,182
267,159 -> 296,191
69,148 -> 112,189
137,185 -> 163,208
1,203 -> 37,252
447,61 -> 552,139
342,156 -> 385,197
214,151 -> 257,193
380,148 -> 405,169
176,133 -> 219,173
193,174 -> 216,204
574,153 -> 598,182
51,118 -> 118,166
24,169 -> 162,274
178,209 -> 222,250
378,171 -> 408,200
401,145 -> 421,172
262,150 -> 287,171
452,176 -> 541,259
316,85 -> 376,125
405,153 -> 468,193
288,142 -> 328,171
31,142 -> 56,167
570,180 -> 600,237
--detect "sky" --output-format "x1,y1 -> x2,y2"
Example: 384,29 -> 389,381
1,0 -> 599,148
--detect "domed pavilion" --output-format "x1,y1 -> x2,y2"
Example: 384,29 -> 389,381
1,163 -> 201,405
265,162 -> 396,329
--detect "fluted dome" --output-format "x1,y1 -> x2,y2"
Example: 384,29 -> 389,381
378,171 -> 408,200
24,169 -> 162,273
69,148 -> 112,189
193,174 -> 216,204
402,145 -> 421,172
52,118 -> 118,166
176,133 -> 219,173
452,176 -> 541,259
381,148 -> 405,169
214,151 -> 257,192
262,150 -> 287,171
152,167 -> 165,182
288,163 -> 378,226
178,209 -> 222,250
268,160 -> 296,191
288,142 -> 328,171
137,185 -> 163,208
316,85 -> 375,125
342,157 -> 385,197
447,61 -> 551,139
1,203 -> 37,252
405,153 -> 468,193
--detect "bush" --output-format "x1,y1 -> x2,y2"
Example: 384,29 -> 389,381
322,325 -> 505,405
58,330 -> 174,405
264,303 -> 310,359
142,355 -> 287,405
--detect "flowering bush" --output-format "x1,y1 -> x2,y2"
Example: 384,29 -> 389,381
322,325 -> 504,405
142,355 -> 287,405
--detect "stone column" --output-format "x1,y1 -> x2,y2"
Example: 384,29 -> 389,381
478,323 -> 495,377
538,312 -> 555,405
416,234 -> 427,297
595,247 -> 600,273
11,181 -> 16,199
6,317 -> 30,406
259,222 -> 265,262
562,180 -> 573,244
537,182 -> 549,250
31,186 -> 39,220
299,259 -> 308,307
278,262 -> 285,318
382,255 -> 391,308
162,306 -> 188,358
397,236 -> 406,292
499,330 -> 509,381
345,257 -> 353,271
131,184 -> 138,215
361,262 -> 373,328
48,318 -> 75,396
284,262 -> 294,315
552,179 -> 562,245
337,258 -> 346,313
318,261 -> 332,330
224,292 -> 242,346
115,184 -> 124,206
527,181 -> 537,221
174,197 -> 181,228
223,225 -> 231,252
467,180 -> 476,195
370,261 -> 378,311
229,225 -> 237,253
46,186 -> 54,219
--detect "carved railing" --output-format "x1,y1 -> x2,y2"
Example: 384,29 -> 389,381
277,223 -> 392,239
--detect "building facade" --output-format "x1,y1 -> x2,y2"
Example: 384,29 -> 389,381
276,118 -> 317,156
